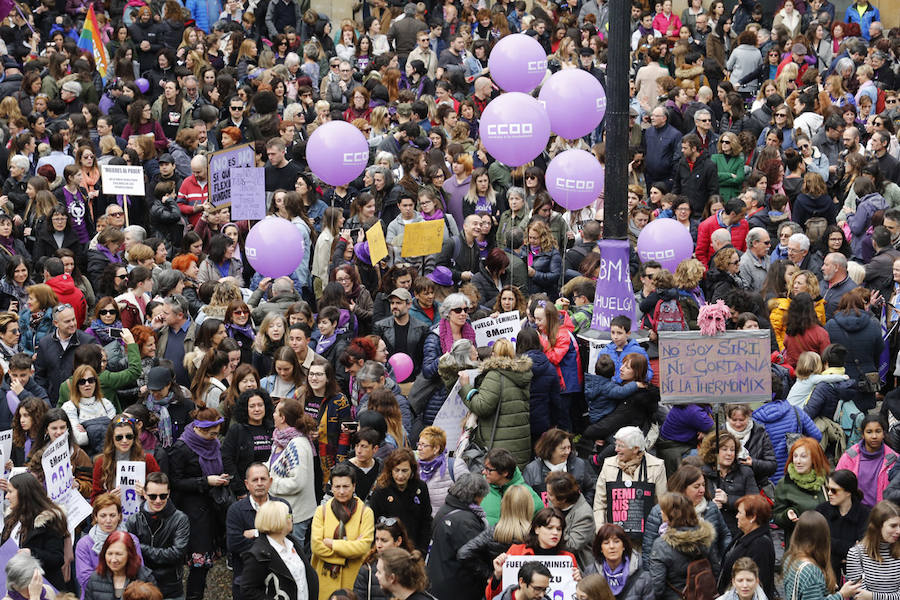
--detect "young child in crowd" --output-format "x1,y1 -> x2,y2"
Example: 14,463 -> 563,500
786,351 -> 849,407
597,316 -> 653,383
584,354 -> 639,423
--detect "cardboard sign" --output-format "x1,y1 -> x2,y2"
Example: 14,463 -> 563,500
659,330 -> 772,404
472,311 -> 522,348
228,167 -> 267,220
434,368 -> 479,456
366,222 -> 389,265
100,165 -> 145,196
116,460 -> 146,518
208,143 -> 255,208
591,239 -> 635,331
41,432 -> 92,539
400,220 -> 445,257
502,555 -> 576,600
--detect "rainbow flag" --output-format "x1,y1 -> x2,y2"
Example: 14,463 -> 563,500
77,4 -> 108,81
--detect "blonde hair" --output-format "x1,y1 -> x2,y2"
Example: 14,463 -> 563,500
674,258 -> 706,289
418,426 -> 447,454
795,351 -> 823,380
254,498 -> 290,534
491,338 -> 515,359
493,485 -> 534,545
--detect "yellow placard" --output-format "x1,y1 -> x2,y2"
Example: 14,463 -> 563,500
366,222 -> 389,265
400,220 -> 445,257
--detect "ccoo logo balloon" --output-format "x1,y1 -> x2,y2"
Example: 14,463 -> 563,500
306,120 -> 369,186
538,69 -> 607,139
479,93 -> 551,167
245,217 -> 306,278
545,149 -> 604,211
487,34 -> 548,93
636,218 -> 695,272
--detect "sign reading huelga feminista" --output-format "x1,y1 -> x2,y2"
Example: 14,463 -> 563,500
658,330 -> 771,404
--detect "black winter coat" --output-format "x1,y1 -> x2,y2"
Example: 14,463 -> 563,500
522,454 -> 596,506
740,424 -> 778,488
149,195 -> 185,251
427,493 -> 490,600
225,495 -> 292,581
33,329 -> 94,406
354,562 -> 389,600
125,502 -> 191,598
168,439 -> 225,555
524,349 -> 560,440
86,248 -> 118,293
825,310 -> 883,412
702,463 -> 759,536
816,500 -> 870,577
241,534 -> 318,600
84,566 -> 156,600
717,525 -> 775,599
585,386 -> 660,443
674,153 -> 720,219
15,509 -> 68,592
32,223 -> 84,271
222,421 -> 275,496
367,480 -> 433,552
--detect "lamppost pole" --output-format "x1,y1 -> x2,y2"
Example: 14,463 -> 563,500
603,0 -> 631,240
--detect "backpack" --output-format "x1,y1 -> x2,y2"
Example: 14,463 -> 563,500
669,557 -> 717,600
652,298 -> 689,332
834,397 -> 865,446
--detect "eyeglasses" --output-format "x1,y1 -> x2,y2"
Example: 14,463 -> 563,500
77,377 -> 97,386
826,486 -> 843,494
529,584 -> 550,594
775,113 -> 788,117
147,493 -> 169,500
450,307 -> 466,314
887,99 -> 899,104
308,371 -> 326,378
99,309 -> 118,316
108,211 -> 124,217
697,118 -> 711,122
730,259 -> 740,265
799,144 -> 810,150
114,433 -> 135,441
721,140 -> 731,145
482,465 -> 498,473
114,274 -> 127,280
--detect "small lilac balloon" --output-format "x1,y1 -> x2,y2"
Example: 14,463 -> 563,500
545,149 -> 604,211
636,218 -> 695,272
245,218 -> 305,278
479,93 -> 551,167
135,78 -> 150,94
388,352 -> 414,383
487,34 -> 548,93
306,120 -> 369,186
538,69 -> 607,139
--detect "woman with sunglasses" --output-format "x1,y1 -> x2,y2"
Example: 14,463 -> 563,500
224,298 -> 255,365
75,493 -> 145,592
62,364 -> 118,455
86,297 -> 128,370
816,469 -> 869,577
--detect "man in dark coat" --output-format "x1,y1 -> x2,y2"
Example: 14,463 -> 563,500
642,107 -> 682,191
864,227 -> 900,299
33,304 -> 93,406
372,288 -> 429,378
674,133 -> 720,220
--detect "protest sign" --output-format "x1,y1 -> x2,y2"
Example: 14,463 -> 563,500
472,311 -> 522,348
208,143 -> 255,208
606,473 -> 655,539
228,167 -> 266,220
0,538 -> 57,593
100,165 -> 145,196
434,368 -> 479,455
502,555 -> 576,600
658,330 -> 772,404
591,239 -> 635,331
366,222 -> 389,265
41,432 -> 92,538
0,429 -> 11,470
400,220 -> 445,257
116,461 -> 146,518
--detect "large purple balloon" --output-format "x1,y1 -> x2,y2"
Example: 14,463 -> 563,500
488,34 -> 547,93
245,218 -> 305,278
479,93 -> 551,167
306,121 -> 369,186
538,69 -> 607,139
636,218 -> 695,272
545,150 -> 604,211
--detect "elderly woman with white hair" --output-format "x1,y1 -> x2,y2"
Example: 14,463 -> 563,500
419,293 -> 478,427
4,553 -> 56,600
592,426 -> 668,533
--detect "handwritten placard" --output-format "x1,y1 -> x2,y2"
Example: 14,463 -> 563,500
229,167 -> 266,220
591,239 -> 635,331
658,330 -> 772,404
100,165 -> 145,196
366,222 -> 389,265
502,555 -> 576,600
116,460 -> 146,518
472,311 -> 522,348
41,432 -> 92,538
208,143 -> 255,208
400,220 -> 445,257
435,368 -> 479,456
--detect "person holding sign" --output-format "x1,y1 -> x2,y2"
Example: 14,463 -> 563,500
91,416 -> 161,502
75,493 -> 145,592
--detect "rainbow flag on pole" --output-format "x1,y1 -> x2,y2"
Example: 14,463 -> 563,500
77,5 -> 108,81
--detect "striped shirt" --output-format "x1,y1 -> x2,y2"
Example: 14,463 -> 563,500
782,560 -> 842,600
846,543 -> 900,600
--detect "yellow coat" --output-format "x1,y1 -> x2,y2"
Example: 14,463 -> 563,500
769,297 -> 827,350
311,497 -> 375,600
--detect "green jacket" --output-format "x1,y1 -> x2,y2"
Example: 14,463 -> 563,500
497,209 -> 531,250
461,355 -> 533,467
773,472 -> 827,547
711,153 -> 745,202
479,467 -> 545,526
57,343 -> 142,412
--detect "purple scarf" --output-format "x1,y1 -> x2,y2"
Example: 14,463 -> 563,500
97,244 -> 122,264
439,317 -> 476,353
317,332 -> 338,355
423,209 -> 445,221
603,557 -> 630,595
227,322 -> 256,343
179,422 -> 224,476
0,236 -> 15,255
476,239 -> 489,258
418,452 -> 447,482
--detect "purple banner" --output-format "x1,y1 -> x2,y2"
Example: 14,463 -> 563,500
590,239 -> 636,331
229,167 -> 266,221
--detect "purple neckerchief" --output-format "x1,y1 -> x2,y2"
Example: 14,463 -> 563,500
97,244 -> 122,264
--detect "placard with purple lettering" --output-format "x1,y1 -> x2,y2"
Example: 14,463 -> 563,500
659,330 -> 772,404
501,555 -> 576,600
590,239 -> 635,331
41,432 -> 92,539
228,167 -> 266,220
116,460 -> 146,518
208,143 -> 255,208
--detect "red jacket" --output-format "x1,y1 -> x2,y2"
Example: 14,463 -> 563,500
91,452 -> 160,502
177,175 -> 209,228
783,325 -> 831,368
485,543 -> 579,600
695,213 -> 749,266
46,273 -> 87,327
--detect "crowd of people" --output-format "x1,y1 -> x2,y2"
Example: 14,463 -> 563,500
3,0 -> 900,598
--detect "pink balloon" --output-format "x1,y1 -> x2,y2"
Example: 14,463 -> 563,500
545,149 -> 604,211
487,34 -> 547,93
388,353 -> 414,383
306,121 -> 369,186
636,218 -> 695,272
479,93 -> 551,167
245,218 -> 306,278
538,69 -> 607,139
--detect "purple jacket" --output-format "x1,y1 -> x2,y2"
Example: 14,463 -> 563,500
659,404 -> 714,443
75,532 -> 144,595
